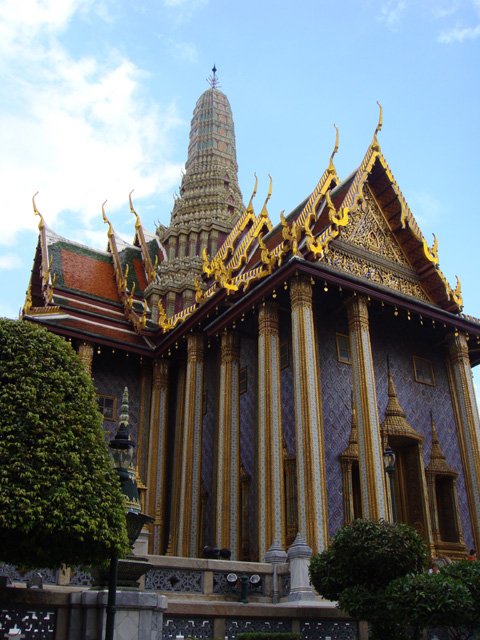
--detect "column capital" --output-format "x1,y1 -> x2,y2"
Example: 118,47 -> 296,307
289,275 -> 312,308
187,333 -> 204,360
258,301 -> 279,334
347,294 -> 369,324
78,340 -> 94,375
221,330 -> 240,362
153,358 -> 170,386
447,331 -> 469,363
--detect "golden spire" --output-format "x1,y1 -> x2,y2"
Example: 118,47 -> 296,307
260,175 -> 272,218
372,101 -> 383,152
381,358 -> 421,440
340,392 -> 359,460
328,124 -> 339,174
427,411 -> 456,475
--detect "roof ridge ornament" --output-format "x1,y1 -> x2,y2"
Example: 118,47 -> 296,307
260,175 -> 272,218
207,64 -> 220,89
328,124 -> 339,174
372,101 -> 383,152
32,192 -> 45,230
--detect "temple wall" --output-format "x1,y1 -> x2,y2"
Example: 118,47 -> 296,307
369,308 -> 473,549
279,313 -> 296,456
92,351 -> 143,447
316,310 -> 354,537
202,346 -> 218,548
239,334 -> 257,557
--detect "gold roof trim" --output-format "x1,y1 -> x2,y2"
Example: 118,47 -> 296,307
24,193 -> 56,313
102,202 -> 147,334
130,190 -> 157,285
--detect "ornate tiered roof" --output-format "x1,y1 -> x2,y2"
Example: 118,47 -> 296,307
22,90 -> 480,361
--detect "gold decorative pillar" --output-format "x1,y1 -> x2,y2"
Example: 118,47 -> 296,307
347,295 -> 387,520
290,276 -> 328,554
147,358 -> 170,554
78,341 -> 94,375
257,302 -> 285,558
447,332 -> 480,550
215,331 -> 240,557
177,333 -> 204,557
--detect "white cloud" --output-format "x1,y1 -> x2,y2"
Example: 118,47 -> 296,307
378,0 -> 407,28
162,0 -> 207,23
0,253 -> 22,269
438,0 -> 480,41
0,0 -> 184,246
438,21 -> 480,41
171,41 -> 199,63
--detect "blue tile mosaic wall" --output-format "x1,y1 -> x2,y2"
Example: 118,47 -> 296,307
279,317 -> 296,456
316,312 -> 353,537
92,350 -> 143,456
202,347 -> 218,547
240,335 -> 257,557
369,307 -> 473,549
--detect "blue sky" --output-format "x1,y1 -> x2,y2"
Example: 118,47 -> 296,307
0,1 -> 479,361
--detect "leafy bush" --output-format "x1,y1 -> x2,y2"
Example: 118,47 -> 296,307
387,571 -> 472,631
309,519 -> 427,640
386,560 -> 480,639
0,319 -> 129,568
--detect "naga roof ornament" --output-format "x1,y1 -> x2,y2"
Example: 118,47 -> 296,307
130,190 -> 157,285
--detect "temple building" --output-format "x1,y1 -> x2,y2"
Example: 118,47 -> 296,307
23,71 -> 480,563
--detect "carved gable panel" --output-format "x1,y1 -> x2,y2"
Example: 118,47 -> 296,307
320,185 -> 430,303
344,185 -> 409,266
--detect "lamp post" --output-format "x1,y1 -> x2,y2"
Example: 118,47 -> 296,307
383,444 -> 397,523
105,387 -> 152,640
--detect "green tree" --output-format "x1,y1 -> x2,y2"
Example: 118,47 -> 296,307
309,519 -> 427,640
0,318 -> 129,568
387,561 -> 480,640
387,571 -> 473,639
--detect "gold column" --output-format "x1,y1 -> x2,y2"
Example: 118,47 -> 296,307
347,295 -> 387,520
146,358 -> 170,554
177,333 -> 204,557
215,331 -> 240,557
78,341 -> 94,375
447,332 -> 480,549
290,276 -> 328,554
257,302 -> 285,558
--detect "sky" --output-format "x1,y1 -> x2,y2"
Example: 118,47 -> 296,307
0,0 -> 479,376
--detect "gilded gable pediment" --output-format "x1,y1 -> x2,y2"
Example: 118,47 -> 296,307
321,184 -> 430,303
